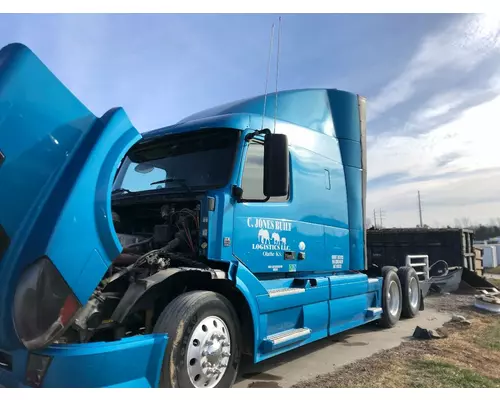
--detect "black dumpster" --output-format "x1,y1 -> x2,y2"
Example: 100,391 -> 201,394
366,228 -> 476,271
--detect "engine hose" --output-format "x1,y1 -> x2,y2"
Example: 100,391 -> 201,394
165,252 -> 210,270
113,253 -> 141,265
122,237 -> 153,253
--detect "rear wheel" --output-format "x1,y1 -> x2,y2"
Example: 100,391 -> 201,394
398,266 -> 420,318
379,268 -> 402,328
153,290 -> 242,388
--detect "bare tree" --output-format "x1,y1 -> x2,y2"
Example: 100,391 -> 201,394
460,217 -> 471,228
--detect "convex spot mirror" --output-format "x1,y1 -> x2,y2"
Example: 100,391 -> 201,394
134,163 -> 154,174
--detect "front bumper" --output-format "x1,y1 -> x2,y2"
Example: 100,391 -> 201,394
0,334 -> 168,388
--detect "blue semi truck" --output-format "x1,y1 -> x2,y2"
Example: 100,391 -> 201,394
0,43 -> 424,388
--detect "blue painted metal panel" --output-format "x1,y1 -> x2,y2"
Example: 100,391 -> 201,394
0,43 -> 141,350
264,308 -> 302,336
40,334 -> 167,388
303,301 -> 329,339
232,263 -> 266,363
146,89 -> 336,139
328,90 -> 365,273
328,294 -> 371,336
0,334 -> 167,388
257,285 -> 330,314
368,277 -> 383,293
232,142 -> 349,275
328,274 -> 369,300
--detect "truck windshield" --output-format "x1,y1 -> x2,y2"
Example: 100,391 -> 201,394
112,129 -> 240,194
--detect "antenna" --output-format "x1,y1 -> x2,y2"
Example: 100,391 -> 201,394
273,16 -> 282,134
261,23 -> 275,130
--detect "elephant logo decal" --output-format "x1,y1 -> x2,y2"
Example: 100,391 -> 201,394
258,229 -> 271,244
251,221 -> 292,253
271,232 -> 281,245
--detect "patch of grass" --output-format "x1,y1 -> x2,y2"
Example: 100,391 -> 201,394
488,278 -> 500,288
294,299 -> 500,388
408,359 -> 500,388
476,319 -> 500,351
488,266 -> 500,274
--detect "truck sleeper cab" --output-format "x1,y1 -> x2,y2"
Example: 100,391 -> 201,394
0,43 -> 422,388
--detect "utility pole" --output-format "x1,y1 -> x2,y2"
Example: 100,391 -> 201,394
418,191 -> 423,228
378,208 -> 385,228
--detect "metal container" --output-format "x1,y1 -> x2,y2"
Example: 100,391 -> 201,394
366,228 -> 476,271
480,245 -> 498,268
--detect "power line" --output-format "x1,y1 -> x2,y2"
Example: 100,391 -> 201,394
378,208 -> 385,228
373,208 -> 386,228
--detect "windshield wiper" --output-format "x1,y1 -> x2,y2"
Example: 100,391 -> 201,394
111,188 -> 132,195
150,178 -> 192,193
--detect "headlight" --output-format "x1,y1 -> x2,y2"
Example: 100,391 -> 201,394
13,256 -> 81,350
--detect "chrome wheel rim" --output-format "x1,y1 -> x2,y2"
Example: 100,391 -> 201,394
409,277 -> 419,309
186,316 -> 231,388
388,280 -> 400,316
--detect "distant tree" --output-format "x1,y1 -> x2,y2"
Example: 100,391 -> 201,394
461,217 -> 471,228
470,223 -> 500,241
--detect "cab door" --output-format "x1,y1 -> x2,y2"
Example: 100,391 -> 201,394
232,137 -> 325,275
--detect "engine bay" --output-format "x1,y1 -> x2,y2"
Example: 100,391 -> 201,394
59,198 -> 217,344
114,199 -> 202,257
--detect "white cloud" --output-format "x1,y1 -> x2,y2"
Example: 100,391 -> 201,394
368,13 -> 500,121
366,14 -> 500,227
368,167 -> 500,228
367,93 -> 500,227
369,92 -> 500,180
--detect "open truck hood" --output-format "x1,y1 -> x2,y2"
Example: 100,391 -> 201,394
0,43 -> 141,350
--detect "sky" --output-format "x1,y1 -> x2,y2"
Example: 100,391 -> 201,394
0,13 -> 499,228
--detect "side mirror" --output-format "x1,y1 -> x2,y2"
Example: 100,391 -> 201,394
263,133 -> 289,197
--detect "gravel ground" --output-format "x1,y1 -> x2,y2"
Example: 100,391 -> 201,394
425,293 -> 476,315
294,292 -> 497,388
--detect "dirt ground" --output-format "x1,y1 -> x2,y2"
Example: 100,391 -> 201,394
293,293 -> 500,388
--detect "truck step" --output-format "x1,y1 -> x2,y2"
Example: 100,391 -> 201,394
267,287 -> 306,298
365,307 -> 383,318
262,328 -> 312,352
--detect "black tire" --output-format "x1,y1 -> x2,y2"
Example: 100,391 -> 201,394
381,265 -> 398,275
397,266 -> 420,318
153,290 -> 242,388
379,268 -> 402,328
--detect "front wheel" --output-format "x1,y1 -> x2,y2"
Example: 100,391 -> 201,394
153,290 -> 242,388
